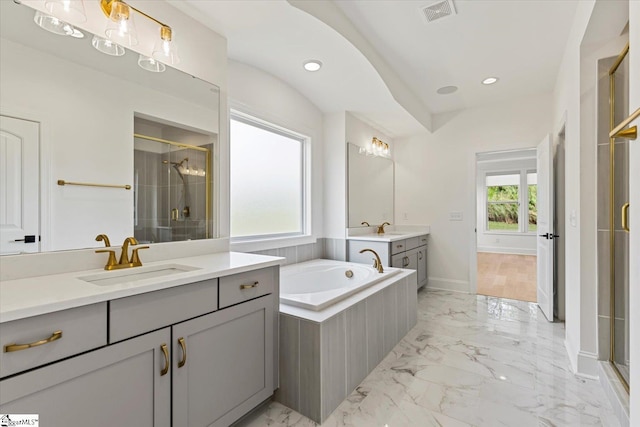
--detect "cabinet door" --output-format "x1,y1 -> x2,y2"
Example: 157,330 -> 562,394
172,295 -> 274,427
391,252 -> 406,268
405,248 -> 418,271
417,245 -> 428,287
0,328 -> 171,427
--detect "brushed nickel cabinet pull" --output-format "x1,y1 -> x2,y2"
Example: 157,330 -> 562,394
160,343 -> 169,376
622,203 -> 630,232
4,330 -> 62,353
240,281 -> 259,290
178,337 -> 187,368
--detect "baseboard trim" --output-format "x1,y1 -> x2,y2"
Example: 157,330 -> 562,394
576,350 -> 600,379
427,277 -> 469,293
565,339 -> 578,374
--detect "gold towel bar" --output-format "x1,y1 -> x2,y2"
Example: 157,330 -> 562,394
57,180 -> 131,190
610,107 -> 639,140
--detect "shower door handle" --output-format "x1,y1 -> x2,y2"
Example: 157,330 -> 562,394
622,203 -> 630,232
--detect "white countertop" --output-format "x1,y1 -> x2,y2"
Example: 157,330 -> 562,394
0,252 -> 284,323
346,225 -> 430,243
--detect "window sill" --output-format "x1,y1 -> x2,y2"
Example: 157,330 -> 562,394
230,235 -> 317,253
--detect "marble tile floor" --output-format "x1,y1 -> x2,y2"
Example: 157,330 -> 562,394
236,289 -> 620,427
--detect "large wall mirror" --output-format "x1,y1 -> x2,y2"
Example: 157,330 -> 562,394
0,1 -> 220,255
347,143 -> 394,228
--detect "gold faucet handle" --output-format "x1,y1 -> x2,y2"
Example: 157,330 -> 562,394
131,246 -> 150,266
95,249 -> 117,269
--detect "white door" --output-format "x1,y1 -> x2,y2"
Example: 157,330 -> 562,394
536,134 -> 554,321
0,115 -> 40,255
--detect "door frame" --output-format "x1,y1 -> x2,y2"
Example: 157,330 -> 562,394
1,105 -> 51,251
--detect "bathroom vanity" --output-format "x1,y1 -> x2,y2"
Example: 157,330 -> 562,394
0,252 -> 281,427
347,228 -> 429,289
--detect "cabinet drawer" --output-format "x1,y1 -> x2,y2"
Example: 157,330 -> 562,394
219,267 -> 277,309
391,240 -> 407,255
419,235 -> 429,246
405,237 -> 421,251
109,279 -> 218,343
0,303 -> 107,378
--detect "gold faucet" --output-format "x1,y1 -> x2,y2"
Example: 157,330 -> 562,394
359,248 -> 384,273
95,235 -> 149,270
361,221 -> 370,226
377,222 -> 391,234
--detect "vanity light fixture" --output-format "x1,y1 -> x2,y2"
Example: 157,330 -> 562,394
303,60 -> 322,72
92,35 -> 125,56
103,0 -> 138,47
34,10 -> 74,36
45,0 -> 87,24
358,137 -> 391,158
482,77 -> 499,85
99,0 -> 180,65
138,55 -> 166,73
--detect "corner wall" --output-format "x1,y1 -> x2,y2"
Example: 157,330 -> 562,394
394,93 -> 553,292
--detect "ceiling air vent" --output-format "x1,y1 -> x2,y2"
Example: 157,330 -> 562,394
422,0 -> 456,23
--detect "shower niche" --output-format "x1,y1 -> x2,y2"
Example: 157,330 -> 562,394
133,116 -> 214,244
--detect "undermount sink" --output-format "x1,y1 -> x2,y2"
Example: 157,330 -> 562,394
79,264 -> 200,286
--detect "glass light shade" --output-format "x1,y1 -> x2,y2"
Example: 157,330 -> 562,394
34,11 -> 73,36
104,1 -> 138,47
138,55 -> 166,73
152,38 -> 180,65
92,35 -> 125,56
45,0 -> 87,23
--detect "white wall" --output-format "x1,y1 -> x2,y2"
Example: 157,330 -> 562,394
476,156 -> 537,255
323,113 -> 347,239
227,60 -> 324,252
395,93 -> 552,292
628,1 -> 639,423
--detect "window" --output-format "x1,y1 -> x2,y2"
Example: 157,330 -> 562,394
230,113 -> 307,240
486,173 -> 520,231
485,170 -> 537,233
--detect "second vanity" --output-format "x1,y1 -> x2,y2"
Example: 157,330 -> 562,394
347,226 -> 430,289
0,251 -> 282,427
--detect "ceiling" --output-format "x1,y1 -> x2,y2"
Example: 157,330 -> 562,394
175,0 -> 579,137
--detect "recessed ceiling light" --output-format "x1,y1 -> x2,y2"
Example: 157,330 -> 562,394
303,60 -> 322,72
482,77 -> 499,85
436,85 -> 458,95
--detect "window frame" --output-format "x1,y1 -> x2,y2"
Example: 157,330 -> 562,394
229,110 -> 310,243
483,169 -> 537,234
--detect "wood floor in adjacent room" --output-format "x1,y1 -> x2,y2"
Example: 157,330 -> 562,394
477,252 -> 537,302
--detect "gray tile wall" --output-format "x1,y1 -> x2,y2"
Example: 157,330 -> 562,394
276,272 -> 418,424
249,240 -> 324,265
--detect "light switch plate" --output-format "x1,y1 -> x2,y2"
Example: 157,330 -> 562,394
449,211 -> 463,221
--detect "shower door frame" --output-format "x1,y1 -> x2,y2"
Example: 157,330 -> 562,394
608,42 -> 630,393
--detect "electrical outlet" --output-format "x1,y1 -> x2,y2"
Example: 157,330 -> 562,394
403,212 -> 408,221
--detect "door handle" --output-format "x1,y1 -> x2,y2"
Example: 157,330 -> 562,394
160,343 -> 169,376
13,235 -> 36,243
622,203 -> 630,232
178,337 -> 187,368
539,233 -> 551,239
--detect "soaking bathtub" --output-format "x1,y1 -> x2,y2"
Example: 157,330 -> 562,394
280,258 -> 400,311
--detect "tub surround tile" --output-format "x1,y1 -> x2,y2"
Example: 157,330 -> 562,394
345,301 -> 367,393
242,290 -> 620,427
321,312 -> 347,421
275,314 -> 299,410
365,290 -> 385,373
299,320 -> 321,423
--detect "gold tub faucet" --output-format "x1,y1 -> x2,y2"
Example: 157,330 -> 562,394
359,248 -> 384,273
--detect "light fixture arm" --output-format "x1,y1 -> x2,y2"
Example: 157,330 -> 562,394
100,0 -> 172,40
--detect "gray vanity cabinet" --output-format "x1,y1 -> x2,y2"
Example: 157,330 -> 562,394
172,295 -> 274,427
0,265 -> 279,426
0,327 -> 172,427
350,235 -> 428,289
